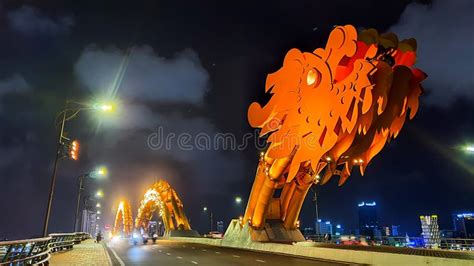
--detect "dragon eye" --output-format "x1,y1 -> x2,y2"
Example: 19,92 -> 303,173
307,69 -> 320,86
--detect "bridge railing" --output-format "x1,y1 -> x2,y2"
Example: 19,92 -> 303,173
0,232 -> 91,265
0,237 -> 51,265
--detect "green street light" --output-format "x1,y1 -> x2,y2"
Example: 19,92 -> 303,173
96,190 -> 104,198
93,102 -> 116,113
465,145 -> 474,153
91,166 -> 108,179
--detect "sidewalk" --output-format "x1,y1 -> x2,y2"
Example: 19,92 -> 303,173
50,239 -> 111,265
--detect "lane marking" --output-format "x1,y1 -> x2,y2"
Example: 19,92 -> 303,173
215,251 -> 221,254
191,247 -> 195,249
166,253 -> 171,256
176,256 -> 183,259
256,259 -> 266,263
191,261 -> 199,265
158,250 -> 162,252
109,247 -> 125,266
232,255 -> 240,258
201,249 -> 207,252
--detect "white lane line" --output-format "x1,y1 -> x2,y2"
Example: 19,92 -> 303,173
191,261 -> 199,265
166,252 -> 171,256
201,249 -> 207,252
215,251 -> 221,254
191,247 -> 195,249
176,256 -> 183,259
158,250 -> 162,252
109,247 -> 125,266
232,255 -> 240,258
182,245 -> 186,248
256,259 -> 266,263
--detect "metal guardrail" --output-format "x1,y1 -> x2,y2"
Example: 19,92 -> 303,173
0,232 -> 91,265
0,237 -> 51,265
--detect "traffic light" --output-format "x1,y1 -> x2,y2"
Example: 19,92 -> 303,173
67,140 -> 79,160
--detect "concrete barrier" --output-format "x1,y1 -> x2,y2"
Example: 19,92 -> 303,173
170,236 -> 474,266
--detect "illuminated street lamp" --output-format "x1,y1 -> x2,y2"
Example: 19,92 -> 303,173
97,210 -> 101,215
465,145 -> 474,153
96,190 -> 104,198
235,196 -> 242,204
202,206 -> 213,232
96,203 -> 101,208
74,166 -> 109,231
44,100 -> 117,236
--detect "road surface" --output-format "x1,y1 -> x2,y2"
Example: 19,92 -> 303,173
105,239 -> 347,266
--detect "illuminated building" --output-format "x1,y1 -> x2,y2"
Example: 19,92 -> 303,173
358,201 -> 378,238
334,224 -> 344,236
392,225 -> 400,236
453,213 -> 474,238
420,215 -> 441,249
316,220 -> 333,235
217,221 -> 224,234
81,210 -> 97,236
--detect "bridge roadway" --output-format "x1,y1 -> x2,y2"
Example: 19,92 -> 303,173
105,239 -> 347,266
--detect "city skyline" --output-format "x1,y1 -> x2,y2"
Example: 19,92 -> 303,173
0,0 -> 473,241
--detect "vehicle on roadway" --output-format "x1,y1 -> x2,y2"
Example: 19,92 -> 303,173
205,231 -> 223,239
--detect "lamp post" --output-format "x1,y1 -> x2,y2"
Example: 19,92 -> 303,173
43,100 -> 115,236
203,206 -> 213,232
74,167 -> 108,232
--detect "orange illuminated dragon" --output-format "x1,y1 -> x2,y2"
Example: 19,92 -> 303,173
242,25 -> 426,239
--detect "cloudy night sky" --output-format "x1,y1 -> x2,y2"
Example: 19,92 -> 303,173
0,0 -> 473,239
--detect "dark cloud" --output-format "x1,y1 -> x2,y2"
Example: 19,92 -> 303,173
390,0 -> 474,106
7,5 -> 74,36
74,45 -> 208,104
0,74 -> 30,95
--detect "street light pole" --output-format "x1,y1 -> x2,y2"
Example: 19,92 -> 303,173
73,174 -> 85,232
311,186 -> 320,235
42,104 -> 67,236
42,100 -> 115,236
210,212 -> 213,232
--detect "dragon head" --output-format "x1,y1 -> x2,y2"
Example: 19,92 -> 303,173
248,25 -> 426,186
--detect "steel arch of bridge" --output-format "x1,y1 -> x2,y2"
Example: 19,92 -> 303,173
113,200 -> 133,237
135,180 -> 191,235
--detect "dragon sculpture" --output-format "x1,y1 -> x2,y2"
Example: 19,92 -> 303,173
113,180 -> 196,238
113,199 -> 133,237
134,180 -> 192,236
242,25 -> 426,240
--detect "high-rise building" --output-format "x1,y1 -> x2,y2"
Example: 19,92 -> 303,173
420,215 -> 441,249
316,220 -> 333,235
216,221 -> 224,234
391,225 -> 400,236
453,213 -> 474,238
81,210 -> 97,237
358,201 -> 378,238
334,224 -> 344,236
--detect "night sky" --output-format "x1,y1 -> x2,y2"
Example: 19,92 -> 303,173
0,0 -> 473,240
